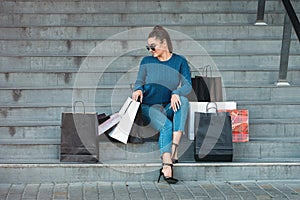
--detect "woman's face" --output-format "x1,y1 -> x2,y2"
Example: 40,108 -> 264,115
147,37 -> 167,58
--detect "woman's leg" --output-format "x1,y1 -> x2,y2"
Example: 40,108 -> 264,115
141,104 -> 174,178
141,104 -> 173,157
165,96 -> 189,161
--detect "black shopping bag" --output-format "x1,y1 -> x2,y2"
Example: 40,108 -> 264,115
188,76 -> 211,102
60,101 -> 99,163
188,65 -> 223,102
194,103 -> 233,162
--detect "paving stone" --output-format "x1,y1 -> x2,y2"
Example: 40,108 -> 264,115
243,182 -> 273,199
126,182 -> 148,200
200,182 -> 225,199
112,182 -> 131,200
22,184 -> 39,199
271,183 -> 300,200
214,182 -> 242,199
53,183 -> 68,200
286,181 -> 300,194
171,182 -> 195,200
0,184 -> 10,200
6,184 -> 26,200
83,182 -> 99,200
37,183 -> 54,200
183,181 -> 210,199
229,182 -> 258,199
258,183 -> 289,199
97,181 -> 114,200
140,181 -> 162,200
68,182 -> 83,200
156,182 -> 179,200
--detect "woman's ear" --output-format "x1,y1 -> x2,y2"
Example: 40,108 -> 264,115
162,39 -> 167,45
162,39 -> 168,48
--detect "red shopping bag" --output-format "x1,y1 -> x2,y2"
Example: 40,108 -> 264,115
218,109 -> 249,142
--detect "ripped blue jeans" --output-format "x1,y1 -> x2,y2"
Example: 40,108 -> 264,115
141,96 -> 189,156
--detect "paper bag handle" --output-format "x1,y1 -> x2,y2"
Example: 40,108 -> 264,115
206,102 -> 217,113
202,65 -> 212,77
73,101 -> 85,114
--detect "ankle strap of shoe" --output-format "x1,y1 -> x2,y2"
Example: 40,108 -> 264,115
162,163 -> 173,167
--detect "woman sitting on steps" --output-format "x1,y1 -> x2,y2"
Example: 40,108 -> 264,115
132,25 -> 192,184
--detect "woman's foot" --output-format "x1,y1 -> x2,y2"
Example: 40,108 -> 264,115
162,163 -> 172,177
158,163 -> 178,184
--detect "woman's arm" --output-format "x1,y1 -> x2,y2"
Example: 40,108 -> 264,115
172,58 -> 192,97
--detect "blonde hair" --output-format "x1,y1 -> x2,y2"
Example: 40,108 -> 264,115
148,25 -> 173,53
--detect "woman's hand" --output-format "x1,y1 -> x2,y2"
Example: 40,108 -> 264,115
171,94 -> 181,112
132,90 -> 143,102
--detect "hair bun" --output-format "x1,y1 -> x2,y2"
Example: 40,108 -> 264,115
153,25 -> 163,30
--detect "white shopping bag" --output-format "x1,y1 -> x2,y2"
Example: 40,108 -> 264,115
98,97 -> 134,135
109,97 -> 140,144
187,102 -> 236,140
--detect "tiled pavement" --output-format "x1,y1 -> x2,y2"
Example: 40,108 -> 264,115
0,180 -> 299,200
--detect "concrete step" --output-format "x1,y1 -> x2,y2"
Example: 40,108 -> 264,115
237,102 -> 300,119
1,86 -> 300,106
0,0 -> 292,14
1,162 -> 300,183
249,119 -> 300,139
0,143 -> 58,161
1,118 -> 299,141
1,102 -> 300,122
225,85 -> 300,102
0,13 -> 287,27
2,25 -> 299,40
0,87 -> 131,107
221,69 -> 300,85
1,135 -> 299,163
1,68 -> 300,89
0,126 -> 60,140
0,40 -> 299,57
1,55 -> 299,73
97,138 -> 300,163
1,118 -> 299,144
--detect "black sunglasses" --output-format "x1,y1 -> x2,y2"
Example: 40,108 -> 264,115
146,45 -> 156,51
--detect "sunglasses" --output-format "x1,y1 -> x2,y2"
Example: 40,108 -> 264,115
146,45 -> 156,51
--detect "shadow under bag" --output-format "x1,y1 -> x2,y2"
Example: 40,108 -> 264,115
194,103 -> 233,162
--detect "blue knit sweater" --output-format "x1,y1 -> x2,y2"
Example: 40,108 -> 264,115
134,53 -> 192,105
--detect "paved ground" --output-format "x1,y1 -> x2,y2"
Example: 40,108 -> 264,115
0,180 -> 299,200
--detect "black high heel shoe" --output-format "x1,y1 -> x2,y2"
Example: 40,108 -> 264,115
172,143 -> 179,164
157,163 -> 178,184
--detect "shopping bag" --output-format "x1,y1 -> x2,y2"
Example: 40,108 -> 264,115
188,65 -> 223,102
98,97 -> 133,135
218,109 -> 249,142
109,97 -> 140,144
187,101 -> 236,140
60,101 -> 99,163
194,102 -> 233,162
200,65 -> 223,102
97,113 -> 110,125
202,76 -> 223,102
128,100 -> 145,144
188,76 -> 211,102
